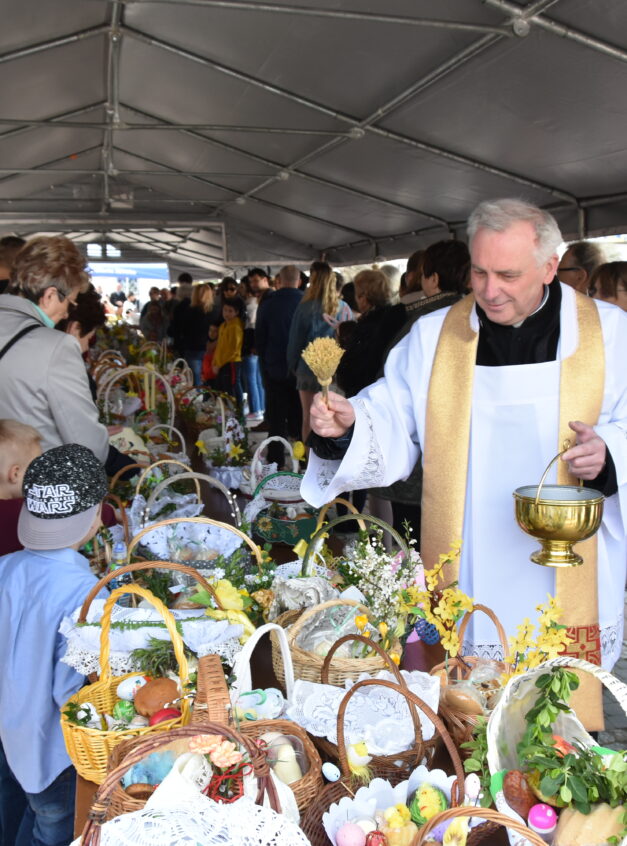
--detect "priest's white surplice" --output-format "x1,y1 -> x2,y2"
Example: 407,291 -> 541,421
301,284 -> 627,669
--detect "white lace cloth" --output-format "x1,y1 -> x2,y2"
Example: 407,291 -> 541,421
286,669 -> 440,752
203,461 -> 246,491
71,763 -> 307,846
60,600 -> 243,676
129,514 -> 243,561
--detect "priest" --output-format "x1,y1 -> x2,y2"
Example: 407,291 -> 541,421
302,198 -> 627,729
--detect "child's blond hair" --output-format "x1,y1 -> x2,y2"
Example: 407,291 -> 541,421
0,419 -> 42,480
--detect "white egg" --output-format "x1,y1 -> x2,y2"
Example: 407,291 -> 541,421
354,818 -> 377,835
464,773 -> 482,802
116,675 -> 148,701
129,715 -> 150,727
322,762 -> 341,782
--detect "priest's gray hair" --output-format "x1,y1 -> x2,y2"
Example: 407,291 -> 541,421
467,198 -> 563,265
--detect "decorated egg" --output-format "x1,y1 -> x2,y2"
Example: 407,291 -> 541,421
336,822 -> 367,846
116,675 -> 149,701
365,833 -> 388,846
322,762 -> 341,782
355,818 -> 378,835
129,715 -> 150,727
113,700 -> 136,723
464,773 -> 481,803
148,707 -> 181,726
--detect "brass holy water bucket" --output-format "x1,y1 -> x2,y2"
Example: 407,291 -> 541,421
513,444 -> 604,567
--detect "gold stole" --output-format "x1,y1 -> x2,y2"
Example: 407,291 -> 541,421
421,291 -> 605,729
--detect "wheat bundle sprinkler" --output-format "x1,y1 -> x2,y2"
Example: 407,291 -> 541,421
301,337 -> 345,406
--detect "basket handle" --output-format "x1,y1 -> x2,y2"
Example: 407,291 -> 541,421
230,622 -> 295,701
250,437 -> 299,486
321,634 -> 402,684
97,585 -> 189,684
134,459 -> 201,499
108,462 -> 147,492
336,677 -> 465,802
145,423 -> 188,455
286,597 -> 369,646
79,722 -> 280,846
252,470 -> 303,500
301,513 -> 409,576
126,516 -> 265,574
416,807 -> 547,846
194,653 -> 232,724
102,366 -> 176,427
146,471 -> 242,528
457,603 -> 510,660
322,634 -> 423,741
103,493 -> 129,546
77,559 -> 222,624
314,498 -> 366,533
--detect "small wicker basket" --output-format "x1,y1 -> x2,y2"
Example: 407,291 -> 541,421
430,604 -> 509,751
417,807 -> 547,846
80,722 -> 282,844
299,677 -> 466,846
60,584 -> 193,784
106,647 -> 323,819
270,598 -> 402,688
312,634 -> 437,778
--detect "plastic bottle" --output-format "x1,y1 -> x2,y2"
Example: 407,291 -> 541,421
528,803 -> 557,844
109,541 -> 132,606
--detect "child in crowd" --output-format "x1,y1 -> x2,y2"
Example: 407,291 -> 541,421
0,419 -> 42,556
0,443 -> 109,845
201,322 -> 220,386
213,297 -> 245,406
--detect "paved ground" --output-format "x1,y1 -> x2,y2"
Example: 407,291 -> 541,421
598,593 -> 627,750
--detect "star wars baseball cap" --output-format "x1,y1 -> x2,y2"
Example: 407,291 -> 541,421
18,443 -> 108,550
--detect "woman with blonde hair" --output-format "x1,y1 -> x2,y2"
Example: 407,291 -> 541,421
287,262 -> 351,440
184,283 -> 214,385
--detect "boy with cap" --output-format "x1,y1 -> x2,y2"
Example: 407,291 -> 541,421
0,443 -> 109,846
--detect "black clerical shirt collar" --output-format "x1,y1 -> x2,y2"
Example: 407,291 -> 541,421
475,277 -> 561,366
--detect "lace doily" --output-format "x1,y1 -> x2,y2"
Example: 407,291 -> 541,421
286,669 -> 440,751
203,461 -> 246,491
72,779 -> 307,846
60,600 -> 243,676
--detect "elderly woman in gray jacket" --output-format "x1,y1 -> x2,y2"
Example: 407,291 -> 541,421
0,236 -> 133,477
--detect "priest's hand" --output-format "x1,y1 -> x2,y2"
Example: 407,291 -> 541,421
310,390 -> 356,438
562,420 -> 607,480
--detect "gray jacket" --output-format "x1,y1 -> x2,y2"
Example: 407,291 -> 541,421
0,295 -> 109,461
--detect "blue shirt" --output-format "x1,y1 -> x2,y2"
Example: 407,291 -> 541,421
0,547 -> 106,792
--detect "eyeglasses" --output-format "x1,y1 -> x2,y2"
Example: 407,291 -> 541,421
558,266 -> 581,273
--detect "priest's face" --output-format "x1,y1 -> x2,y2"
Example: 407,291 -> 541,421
470,221 -> 558,325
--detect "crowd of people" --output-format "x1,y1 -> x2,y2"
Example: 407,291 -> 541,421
0,206 -> 626,840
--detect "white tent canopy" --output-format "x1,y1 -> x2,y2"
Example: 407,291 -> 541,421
2,0 -> 627,273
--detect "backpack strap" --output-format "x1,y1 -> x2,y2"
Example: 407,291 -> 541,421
0,324 -> 40,361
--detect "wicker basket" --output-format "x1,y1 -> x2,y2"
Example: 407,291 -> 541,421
197,647 -> 323,815
102,365 -> 176,428
486,656 -> 627,846
299,677 -> 466,846
107,642 -> 322,819
60,584 -> 193,784
313,634 -> 437,778
127,515 -> 265,575
430,604 -> 509,750
270,598 -> 402,688
80,722 -> 282,844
